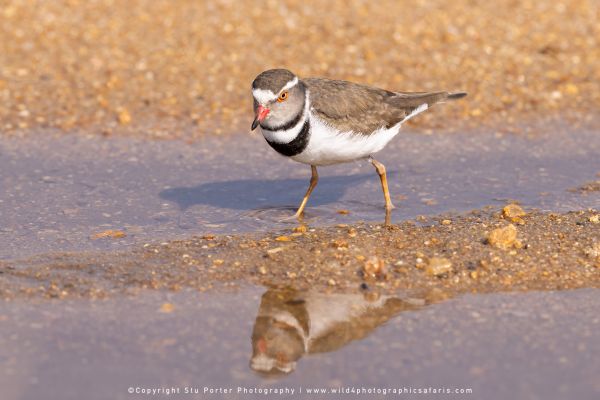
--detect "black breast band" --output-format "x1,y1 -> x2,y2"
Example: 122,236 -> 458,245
265,119 -> 311,157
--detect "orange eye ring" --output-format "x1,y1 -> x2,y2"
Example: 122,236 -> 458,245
277,91 -> 289,102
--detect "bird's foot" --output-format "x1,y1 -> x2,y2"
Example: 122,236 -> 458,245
278,211 -> 304,223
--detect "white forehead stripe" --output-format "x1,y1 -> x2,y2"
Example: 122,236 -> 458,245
281,76 -> 299,92
252,76 -> 299,104
252,88 -> 276,104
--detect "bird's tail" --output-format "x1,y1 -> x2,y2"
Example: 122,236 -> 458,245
393,91 -> 467,108
447,92 -> 467,100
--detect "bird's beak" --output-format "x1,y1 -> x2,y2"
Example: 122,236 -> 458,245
251,105 -> 270,131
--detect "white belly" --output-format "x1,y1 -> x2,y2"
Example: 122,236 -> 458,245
291,113 -> 402,166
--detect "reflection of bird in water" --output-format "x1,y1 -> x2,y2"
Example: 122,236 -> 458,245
250,288 -> 423,375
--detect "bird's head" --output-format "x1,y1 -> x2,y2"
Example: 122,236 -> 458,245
251,69 -> 306,131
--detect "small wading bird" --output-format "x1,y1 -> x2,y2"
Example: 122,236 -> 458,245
251,69 -> 466,222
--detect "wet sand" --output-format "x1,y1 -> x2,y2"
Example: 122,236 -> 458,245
2,208 -> 599,300
1,124 -> 599,400
1,125 -> 598,300
1,135 -> 599,399
2,128 -> 597,400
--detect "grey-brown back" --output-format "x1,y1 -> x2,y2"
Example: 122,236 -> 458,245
304,77 -> 466,135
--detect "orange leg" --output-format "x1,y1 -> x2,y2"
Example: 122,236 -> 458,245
293,165 -> 318,219
370,157 -> 395,211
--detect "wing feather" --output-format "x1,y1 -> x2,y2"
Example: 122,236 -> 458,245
304,78 -> 458,135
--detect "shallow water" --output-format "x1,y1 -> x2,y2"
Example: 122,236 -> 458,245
1,129 -> 598,260
0,287 -> 598,400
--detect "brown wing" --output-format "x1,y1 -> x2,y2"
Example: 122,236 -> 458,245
304,77 -> 462,135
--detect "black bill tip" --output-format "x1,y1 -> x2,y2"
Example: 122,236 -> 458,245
251,117 -> 259,131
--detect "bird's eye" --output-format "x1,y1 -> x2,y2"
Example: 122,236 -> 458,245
277,91 -> 289,102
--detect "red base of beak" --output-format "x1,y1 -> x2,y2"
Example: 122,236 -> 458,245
251,106 -> 270,130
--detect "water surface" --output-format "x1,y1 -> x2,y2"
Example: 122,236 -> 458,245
1,129 -> 598,259
0,287 -> 598,399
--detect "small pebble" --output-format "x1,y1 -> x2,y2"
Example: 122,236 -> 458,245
293,225 -> 307,233
91,229 -> 126,240
117,108 -> 132,125
502,204 -> 526,224
267,247 -> 284,255
363,256 -> 386,280
584,243 -> 600,259
426,257 -> 452,277
487,224 -> 519,250
159,303 -> 175,313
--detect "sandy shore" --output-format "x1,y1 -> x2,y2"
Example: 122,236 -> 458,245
1,0 -> 599,138
2,208 -> 598,300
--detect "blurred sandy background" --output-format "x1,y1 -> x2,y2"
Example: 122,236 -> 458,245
0,0 -> 598,138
